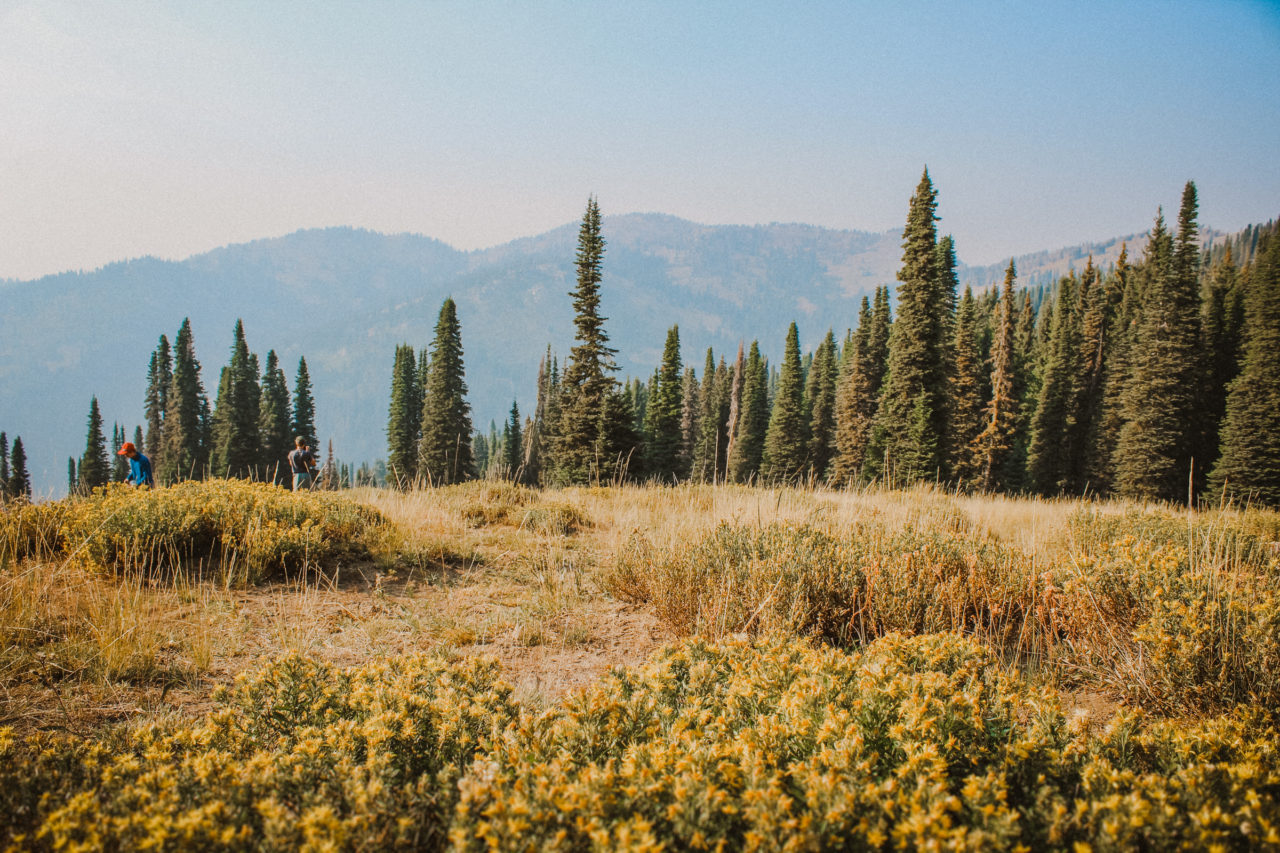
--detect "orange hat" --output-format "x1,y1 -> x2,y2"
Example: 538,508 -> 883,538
117,442 -> 137,456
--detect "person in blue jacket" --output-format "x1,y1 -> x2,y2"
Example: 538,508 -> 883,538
116,441 -> 155,487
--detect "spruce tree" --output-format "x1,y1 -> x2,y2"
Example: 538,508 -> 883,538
871,169 -> 953,484
692,349 -> 729,482
723,345 -> 745,476
8,437 -> 31,501
553,197 -> 623,484
1208,232 -> 1280,506
79,396 -> 111,492
1074,259 -> 1108,487
419,298 -> 474,485
1200,246 -> 1245,475
1089,247 -> 1134,494
973,262 -> 1021,491
144,335 -> 171,478
111,423 -> 128,483
502,401 -> 522,481
645,325 -> 684,482
1116,186 -> 1204,502
0,432 -> 9,501
729,341 -> 768,483
292,357 -> 317,452
386,344 -> 421,487
1027,275 -> 1083,494
679,367 -> 700,479
805,330 -> 838,481
209,320 -> 262,479
949,287 -> 987,488
67,458 -> 77,495
258,350 -> 293,485
762,323 -> 809,482
161,319 -> 209,483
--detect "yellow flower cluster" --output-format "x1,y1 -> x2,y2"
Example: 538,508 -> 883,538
452,633 -> 1280,851
2,634 -> 1277,851
0,480 -> 387,583
2,652 -> 518,851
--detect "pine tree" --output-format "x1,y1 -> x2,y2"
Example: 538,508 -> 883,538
209,320 -> 262,479
805,330 -> 838,481
79,396 -> 111,492
723,345 -> 745,476
691,349 -> 729,482
1209,232 -> 1280,506
679,367 -> 700,479
949,287 -> 987,487
292,357 -> 317,452
552,197 -> 624,484
729,342 -> 768,483
386,344 -> 421,487
0,432 -> 9,501
871,169 -> 953,484
419,298 -> 474,485
1200,246 -> 1245,476
504,401 -> 524,481
111,423 -> 128,483
524,349 -> 553,486
1027,275 -> 1083,495
973,262 -> 1022,491
133,425 -> 144,454
67,457 -> 77,495
1088,248 -> 1134,493
645,325 -> 684,482
8,437 -> 31,501
762,323 -> 809,482
258,350 -> 293,485
160,319 -> 209,483
1116,185 -> 1205,502
144,335 -> 172,478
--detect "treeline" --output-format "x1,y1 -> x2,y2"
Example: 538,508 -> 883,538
65,319 -> 373,492
0,432 -> 32,501
390,178 -> 1280,507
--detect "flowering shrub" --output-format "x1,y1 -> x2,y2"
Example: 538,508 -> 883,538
3,634 -> 1278,851
0,480 -> 388,582
3,652 -> 518,851
452,633 -> 1280,851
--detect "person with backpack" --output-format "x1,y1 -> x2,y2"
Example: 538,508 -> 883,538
288,437 -> 317,491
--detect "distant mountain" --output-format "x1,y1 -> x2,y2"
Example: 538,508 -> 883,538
0,214 -> 1233,495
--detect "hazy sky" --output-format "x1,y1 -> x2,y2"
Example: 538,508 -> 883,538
2,0 -> 1278,280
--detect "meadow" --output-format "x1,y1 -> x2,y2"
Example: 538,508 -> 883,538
2,479 -> 1279,850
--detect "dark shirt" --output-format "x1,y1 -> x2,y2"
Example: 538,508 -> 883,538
127,453 -> 154,487
288,448 -> 316,474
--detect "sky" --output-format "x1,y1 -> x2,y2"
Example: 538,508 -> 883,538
2,0 -> 1278,280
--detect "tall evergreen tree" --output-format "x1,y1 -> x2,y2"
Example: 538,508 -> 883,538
762,323 -> 809,482
258,350 -> 293,485
871,169 -> 953,484
692,349 -> 730,482
111,423 -> 128,483
210,320 -> 262,478
645,325 -> 684,482
1027,275 -> 1083,495
144,335 -> 172,478
79,396 -> 111,492
1209,232 -> 1280,506
0,432 -> 9,501
504,400 -> 524,481
805,330 -> 838,481
1088,247 -> 1134,493
386,344 -> 421,487
161,319 -> 209,482
679,367 -> 700,479
1116,186 -> 1205,502
419,298 -> 474,485
973,262 -> 1022,491
8,437 -> 31,501
1200,245 -> 1245,476
728,341 -> 768,483
552,197 -> 623,484
291,357 -> 317,452
67,457 -> 77,495
1074,259 -> 1108,488
949,287 -> 987,487
723,345 -> 745,477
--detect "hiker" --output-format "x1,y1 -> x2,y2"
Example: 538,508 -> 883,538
288,437 -> 317,491
116,441 -> 155,488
